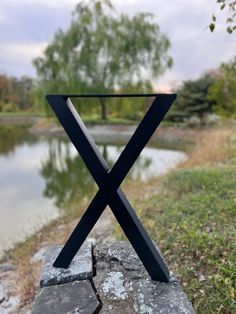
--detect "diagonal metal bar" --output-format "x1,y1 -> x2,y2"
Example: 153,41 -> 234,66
46,95 -> 109,188
110,94 -> 176,188
52,189 -> 107,269
52,185 -> 170,281
46,94 -> 176,282
107,188 -> 169,282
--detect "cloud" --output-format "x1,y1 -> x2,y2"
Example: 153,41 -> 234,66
0,0 -> 235,86
1,0 -> 78,8
0,1 -> 75,44
0,42 -> 47,60
0,1 -> 76,75
0,42 -> 47,76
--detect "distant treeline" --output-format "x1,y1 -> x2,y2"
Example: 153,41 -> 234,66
168,56 -> 236,123
0,56 -> 235,122
0,75 -> 36,112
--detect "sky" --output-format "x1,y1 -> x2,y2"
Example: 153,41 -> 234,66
0,0 -> 235,90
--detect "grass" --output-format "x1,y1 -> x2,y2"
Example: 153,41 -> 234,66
137,168 -> 236,313
115,124 -> 236,313
0,111 -> 134,123
0,111 -> 45,117
82,114 -> 138,125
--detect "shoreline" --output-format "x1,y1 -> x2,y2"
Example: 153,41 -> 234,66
0,115 -> 43,126
0,113 -> 198,145
29,117 -> 197,148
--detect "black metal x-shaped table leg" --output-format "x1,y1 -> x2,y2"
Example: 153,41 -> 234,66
46,94 -> 176,282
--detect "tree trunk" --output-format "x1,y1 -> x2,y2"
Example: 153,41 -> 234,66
100,98 -> 107,120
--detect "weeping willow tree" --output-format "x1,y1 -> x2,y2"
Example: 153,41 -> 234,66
33,0 -> 172,119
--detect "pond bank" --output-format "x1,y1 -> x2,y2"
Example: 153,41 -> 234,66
30,118 -> 197,148
0,115 -> 42,126
0,113 -> 200,147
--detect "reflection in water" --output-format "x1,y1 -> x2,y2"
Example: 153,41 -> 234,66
40,139 -> 152,210
0,125 -> 186,257
40,139 -> 96,209
40,139 -> 186,211
0,125 -> 34,156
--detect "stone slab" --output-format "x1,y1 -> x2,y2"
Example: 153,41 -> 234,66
94,242 -> 195,314
32,280 -> 100,314
40,242 -> 93,288
33,241 -> 195,314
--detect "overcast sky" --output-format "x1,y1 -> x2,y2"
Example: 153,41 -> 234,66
0,0 -> 235,90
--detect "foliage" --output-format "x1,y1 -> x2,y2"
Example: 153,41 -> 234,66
82,115 -> 137,125
0,74 -> 36,112
210,0 -> 236,33
0,75 -> 10,105
209,56 -> 236,117
40,138 -> 96,209
168,73 -> 216,122
169,56 -> 236,122
33,0 -> 172,119
11,76 -> 35,110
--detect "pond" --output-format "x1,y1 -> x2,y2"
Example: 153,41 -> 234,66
0,124 -> 187,257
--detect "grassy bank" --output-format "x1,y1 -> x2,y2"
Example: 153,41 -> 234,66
136,167 -> 236,313
115,125 -> 236,313
0,112 -> 45,117
82,114 -> 138,125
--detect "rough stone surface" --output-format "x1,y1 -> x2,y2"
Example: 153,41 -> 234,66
31,247 -> 48,264
32,280 -> 100,314
131,278 -> 194,314
33,241 -> 195,314
0,295 -> 20,313
18,305 -> 32,314
0,285 -> 5,303
40,242 -> 93,288
0,263 -> 14,274
0,268 -> 20,313
94,242 -> 195,314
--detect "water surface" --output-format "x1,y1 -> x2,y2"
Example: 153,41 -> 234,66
0,125 -> 186,256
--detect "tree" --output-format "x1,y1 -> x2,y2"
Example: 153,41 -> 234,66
210,0 -> 236,33
0,74 -> 36,112
167,73 -> 216,122
208,57 -> 236,117
11,76 -> 35,110
33,0 -> 172,119
0,75 -> 11,108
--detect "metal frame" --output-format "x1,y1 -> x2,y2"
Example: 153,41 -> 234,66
46,93 -> 176,282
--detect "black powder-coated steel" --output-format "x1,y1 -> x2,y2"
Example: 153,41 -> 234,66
46,93 -> 176,282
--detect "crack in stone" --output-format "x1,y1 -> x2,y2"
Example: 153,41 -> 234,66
90,244 -> 103,313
